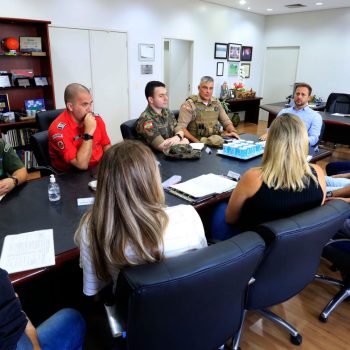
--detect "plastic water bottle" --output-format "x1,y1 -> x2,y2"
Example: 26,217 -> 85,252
48,174 -> 61,202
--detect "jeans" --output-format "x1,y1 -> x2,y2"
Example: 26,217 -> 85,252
325,175 -> 350,192
326,161 -> 350,176
17,308 -> 86,350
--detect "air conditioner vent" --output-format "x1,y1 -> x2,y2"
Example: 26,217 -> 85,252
285,4 -> 307,8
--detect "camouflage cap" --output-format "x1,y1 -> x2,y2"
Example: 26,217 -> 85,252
200,135 -> 224,148
163,144 -> 201,159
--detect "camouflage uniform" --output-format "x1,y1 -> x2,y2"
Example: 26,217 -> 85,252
136,105 -> 182,149
177,95 -> 233,139
0,139 -> 24,180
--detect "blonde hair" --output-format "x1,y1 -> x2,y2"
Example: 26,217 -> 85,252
75,140 -> 168,281
261,113 -> 318,191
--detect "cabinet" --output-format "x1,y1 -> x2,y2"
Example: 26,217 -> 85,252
0,17 -> 55,168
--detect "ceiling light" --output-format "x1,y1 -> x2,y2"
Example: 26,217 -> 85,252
247,7 -> 251,10
315,2 -> 323,5
239,0 -> 247,5
267,8 -> 273,11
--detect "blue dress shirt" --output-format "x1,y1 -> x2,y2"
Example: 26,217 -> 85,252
277,105 -> 322,146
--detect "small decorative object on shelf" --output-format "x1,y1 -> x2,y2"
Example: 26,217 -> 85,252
231,112 -> 240,127
220,81 -> 229,100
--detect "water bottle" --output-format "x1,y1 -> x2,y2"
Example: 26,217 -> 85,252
48,174 -> 61,202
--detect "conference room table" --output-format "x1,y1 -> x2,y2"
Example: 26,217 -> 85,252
0,134 -> 331,284
260,102 -> 350,145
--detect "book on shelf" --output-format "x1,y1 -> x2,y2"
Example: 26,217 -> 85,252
166,173 -> 237,204
1,128 -> 38,148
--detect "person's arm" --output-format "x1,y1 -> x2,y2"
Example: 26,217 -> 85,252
332,172 -> 350,179
310,163 -> 326,204
308,112 -> 322,146
0,167 -> 27,196
330,185 -> 350,200
70,113 -> 97,170
217,104 -> 240,139
225,168 -> 261,224
24,318 -> 41,350
177,101 -> 200,142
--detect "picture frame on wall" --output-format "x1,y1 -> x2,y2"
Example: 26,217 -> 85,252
138,43 -> 155,61
216,62 -> 224,76
228,43 -> 241,62
228,62 -> 239,76
241,46 -> 253,61
214,43 -> 228,59
241,63 -> 251,78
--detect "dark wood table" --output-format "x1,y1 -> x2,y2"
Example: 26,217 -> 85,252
226,97 -> 263,124
0,134 -> 330,284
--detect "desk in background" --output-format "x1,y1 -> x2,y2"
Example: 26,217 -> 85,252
226,97 -> 263,124
0,134 -> 330,283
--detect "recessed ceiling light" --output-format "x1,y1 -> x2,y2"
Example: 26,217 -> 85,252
315,2 -> 323,5
247,7 -> 251,10
239,0 -> 247,5
267,8 -> 273,11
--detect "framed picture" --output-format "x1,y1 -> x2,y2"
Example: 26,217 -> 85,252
228,62 -> 239,76
241,63 -> 251,78
0,94 -> 10,113
141,65 -> 153,74
216,62 -> 224,76
228,43 -> 241,62
138,44 -> 155,61
241,46 -> 253,61
34,76 -> 48,86
19,36 -> 42,52
0,74 -> 12,88
24,98 -> 45,111
214,43 -> 228,59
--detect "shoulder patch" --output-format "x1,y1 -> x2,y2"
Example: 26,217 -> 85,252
51,133 -> 63,140
3,142 -> 11,152
57,140 -> 65,150
57,122 -> 66,130
144,121 -> 154,130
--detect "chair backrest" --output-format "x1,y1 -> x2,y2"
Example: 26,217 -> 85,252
120,118 -> 138,140
247,200 -> 350,310
325,93 -> 350,114
30,131 -> 51,166
117,232 -> 265,350
36,109 -> 65,131
172,109 -> 179,120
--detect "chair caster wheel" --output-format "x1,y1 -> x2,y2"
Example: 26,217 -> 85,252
319,314 -> 328,323
290,334 -> 302,345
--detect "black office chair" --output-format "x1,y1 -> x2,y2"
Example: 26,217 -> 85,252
315,237 -> 350,322
120,118 -> 138,140
30,131 -> 58,175
232,200 -> 350,348
325,93 -> 350,114
112,232 -> 265,350
36,108 -> 65,131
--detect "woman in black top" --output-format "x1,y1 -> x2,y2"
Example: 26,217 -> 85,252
211,114 -> 326,239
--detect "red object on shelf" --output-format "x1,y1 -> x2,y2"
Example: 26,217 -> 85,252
4,36 -> 19,50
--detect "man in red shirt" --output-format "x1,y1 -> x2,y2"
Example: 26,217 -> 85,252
49,83 -> 111,172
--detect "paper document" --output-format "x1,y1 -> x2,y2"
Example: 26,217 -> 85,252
332,113 -> 350,117
0,229 -> 55,274
190,143 -> 205,150
169,173 -> 237,199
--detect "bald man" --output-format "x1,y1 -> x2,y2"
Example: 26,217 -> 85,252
49,83 -> 111,172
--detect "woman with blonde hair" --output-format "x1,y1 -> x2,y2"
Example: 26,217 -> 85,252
211,114 -> 326,239
75,140 -> 207,296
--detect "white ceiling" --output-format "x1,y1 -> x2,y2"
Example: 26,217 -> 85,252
202,0 -> 350,15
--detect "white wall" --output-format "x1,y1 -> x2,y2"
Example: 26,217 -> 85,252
1,0 -> 266,118
265,8 -> 350,101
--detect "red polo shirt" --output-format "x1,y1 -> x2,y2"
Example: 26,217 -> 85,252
48,110 -> 110,172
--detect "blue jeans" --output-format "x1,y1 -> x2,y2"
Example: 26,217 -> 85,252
326,161 -> 350,176
17,308 -> 86,350
210,201 -> 240,240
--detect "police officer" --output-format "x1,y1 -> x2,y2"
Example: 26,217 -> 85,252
0,139 -> 27,196
177,76 -> 240,143
136,81 -> 189,151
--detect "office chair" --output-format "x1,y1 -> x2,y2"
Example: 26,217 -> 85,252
315,237 -> 350,322
36,109 -> 65,131
325,93 -> 350,114
30,131 -> 58,175
120,118 -> 138,140
111,231 -> 265,350
232,200 -> 350,349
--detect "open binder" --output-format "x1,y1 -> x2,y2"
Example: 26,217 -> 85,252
166,173 -> 237,204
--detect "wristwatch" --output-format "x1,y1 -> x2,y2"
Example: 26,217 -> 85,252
175,133 -> 183,141
83,133 -> 94,141
326,191 -> 333,198
10,175 -> 18,187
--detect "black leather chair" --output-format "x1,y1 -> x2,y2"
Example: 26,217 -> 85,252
315,237 -> 350,322
325,93 -> 350,114
120,118 -> 138,140
36,108 -> 65,131
232,200 -> 350,348
30,131 -> 57,174
113,232 -> 265,350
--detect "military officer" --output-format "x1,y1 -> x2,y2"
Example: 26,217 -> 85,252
136,81 -> 189,151
0,139 -> 27,196
177,76 -> 240,143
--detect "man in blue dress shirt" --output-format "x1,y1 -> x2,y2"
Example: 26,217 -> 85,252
261,83 -> 322,146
